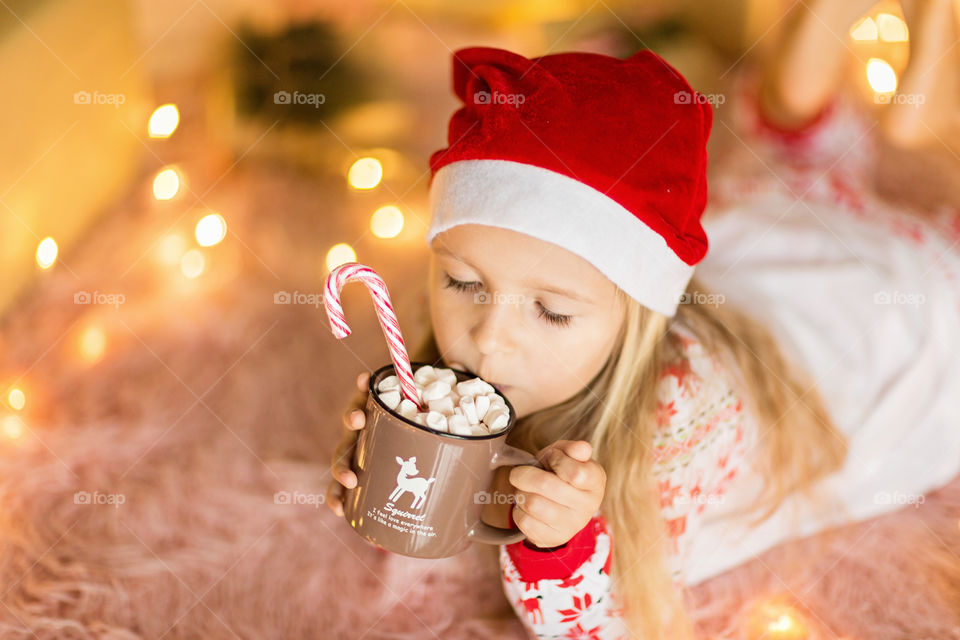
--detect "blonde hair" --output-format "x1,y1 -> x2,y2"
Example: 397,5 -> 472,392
412,275 -> 848,639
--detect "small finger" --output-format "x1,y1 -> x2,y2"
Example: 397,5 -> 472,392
547,449 -> 599,491
325,481 -> 345,517
331,441 -> 358,488
356,371 -> 370,392
342,408 -> 365,431
556,440 -> 592,462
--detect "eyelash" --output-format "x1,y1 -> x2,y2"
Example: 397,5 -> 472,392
443,274 -> 573,328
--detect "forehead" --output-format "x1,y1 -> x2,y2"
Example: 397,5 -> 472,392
431,224 -> 615,300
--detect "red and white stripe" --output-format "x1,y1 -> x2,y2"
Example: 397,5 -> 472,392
323,262 -> 420,409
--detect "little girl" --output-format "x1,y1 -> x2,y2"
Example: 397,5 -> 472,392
326,2 -> 960,637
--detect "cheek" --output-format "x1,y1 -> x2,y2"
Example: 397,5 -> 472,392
523,323 -> 613,405
429,284 -> 469,352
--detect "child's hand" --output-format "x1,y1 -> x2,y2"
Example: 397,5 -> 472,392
325,371 -> 371,518
508,440 -> 605,549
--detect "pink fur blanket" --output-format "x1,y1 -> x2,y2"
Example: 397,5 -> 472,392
1,164 -> 957,640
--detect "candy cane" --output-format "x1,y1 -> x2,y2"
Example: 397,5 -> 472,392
323,263 -> 421,409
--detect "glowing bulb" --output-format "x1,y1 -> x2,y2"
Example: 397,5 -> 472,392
157,233 -> 187,265
348,157 -> 383,189
768,613 -> 794,632
370,205 -> 405,238
866,58 -> 897,94
36,237 -> 58,269
79,325 -> 107,363
180,249 -> 205,278
195,213 -> 227,247
746,599 -> 809,640
877,13 -> 908,42
148,104 -> 179,138
152,167 -> 181,200
7,388 -> 25,411
325,243 -> 356,272
1,416 -> 24,441
850,16 -> 878,42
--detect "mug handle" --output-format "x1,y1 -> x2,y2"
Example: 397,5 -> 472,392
465,444 -> 545,546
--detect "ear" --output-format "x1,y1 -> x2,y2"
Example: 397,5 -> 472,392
395,456 -> 403,464
410,456 -> 417,463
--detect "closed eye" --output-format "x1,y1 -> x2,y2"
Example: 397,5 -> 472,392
443,273 -> 573,328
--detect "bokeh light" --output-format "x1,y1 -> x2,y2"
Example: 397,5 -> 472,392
745,599 -> 810,640
148,104 -> 180,138
850,16 -> 878,42
157,233 -> 187,266
325,243 -> 357,272
866,57 -> 898,94
6,388 -> 25,411
195,213 -> 227,247
36,237 -> 58,269
78,325 -> 107,364
876,13 -> 908,42
370,205 -> 405,238
181,249 -> 205,278
152,167 -> 181,200
347,157 -> 383,190
1,416 -> 25,441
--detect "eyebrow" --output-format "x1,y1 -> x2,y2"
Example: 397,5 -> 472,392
434,246 -> 595,305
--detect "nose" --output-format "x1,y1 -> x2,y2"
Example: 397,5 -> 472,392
471,296 -> 516,357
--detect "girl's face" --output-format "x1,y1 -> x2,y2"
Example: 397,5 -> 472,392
428,224 -> 625,418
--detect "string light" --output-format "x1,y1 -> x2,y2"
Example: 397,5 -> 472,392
180,249 -> 205,278
348,157 -> 383,190
152,167 -> 181,200
6,388 -> 25,411
36,237 -> 58,269
78,325 -> 107,364
148,104 -> 180,138
850,16 -> 878,42
370,205 -> 404,238
1,416 -> 24,441
866,57 -> 898,94
156,233 -> 187,266
745,599 -> 810,640
325,243 -> 356,272
195,213 -> 227,247
876,13 -> 908,42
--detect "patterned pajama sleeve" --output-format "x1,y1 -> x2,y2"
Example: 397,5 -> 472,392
499,327 -> 753,639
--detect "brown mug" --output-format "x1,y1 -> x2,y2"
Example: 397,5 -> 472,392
342,362 -> 543,558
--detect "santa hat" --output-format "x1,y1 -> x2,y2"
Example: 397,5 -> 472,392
426,46 -> 714,317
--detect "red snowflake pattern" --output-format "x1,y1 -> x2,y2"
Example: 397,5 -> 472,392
557,592 -> 593,623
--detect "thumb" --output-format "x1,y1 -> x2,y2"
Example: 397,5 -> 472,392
555,440 -> 593,462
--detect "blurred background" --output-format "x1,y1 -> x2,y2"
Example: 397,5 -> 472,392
0,0 -> 958,638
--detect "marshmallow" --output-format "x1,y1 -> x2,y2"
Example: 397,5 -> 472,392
448,414 -> 473,436
377,366 -> 513,435
422,379 -> 452,402
474,394 -> 491,421
379,389 -> 401,411
469,424 -> 490,436
459,396 -> 479,424
413,365 -> 438,386
428,396 -> 455,415
425,411 -> 448,432
377,375 -> 400,393
456,378 -> 495,397
397,398 -> 418,420
436,368 -> 458,387
482,406 -> 510,431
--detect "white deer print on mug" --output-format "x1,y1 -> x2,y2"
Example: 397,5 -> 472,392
390,456 -> 436,509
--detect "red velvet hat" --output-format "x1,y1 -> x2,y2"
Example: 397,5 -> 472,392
426,46 -> 714,317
